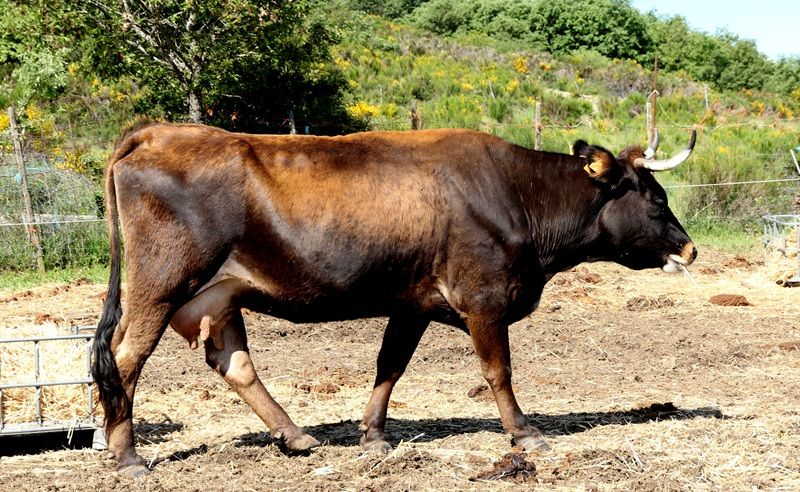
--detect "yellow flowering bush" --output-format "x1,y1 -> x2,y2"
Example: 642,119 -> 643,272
347,101 -> 380,119
382,103 -> 398,118
54,148 -> 89,174
334,55 -> 351,70
24,104 -> 43,121
513,56 -> 529,75
505,78 -> 519,94
596,119 -> 611,133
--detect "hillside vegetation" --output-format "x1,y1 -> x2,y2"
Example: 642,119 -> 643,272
1,0 -> 799,271
335,3 -> 800,235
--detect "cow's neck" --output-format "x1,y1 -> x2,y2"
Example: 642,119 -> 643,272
510,149 -> 606,275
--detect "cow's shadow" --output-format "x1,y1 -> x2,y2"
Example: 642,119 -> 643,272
144,403 -> 723,466
232,402 -> 725,449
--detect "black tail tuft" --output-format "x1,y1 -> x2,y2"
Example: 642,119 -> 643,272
92,271 -> 126,426
91,139 -> 129,428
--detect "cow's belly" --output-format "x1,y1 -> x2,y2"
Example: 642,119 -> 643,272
170,256 -> 455,345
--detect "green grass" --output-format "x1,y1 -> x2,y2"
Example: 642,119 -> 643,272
0,264 -> 110,294
684,219 -> 762,256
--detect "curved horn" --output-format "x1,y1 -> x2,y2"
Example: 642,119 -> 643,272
644,128 -> 659,159
634,129 -> 696,171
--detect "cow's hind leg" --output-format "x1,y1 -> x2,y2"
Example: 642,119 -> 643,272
106,304 -> 172,478
468,317 -> 549,451
205,311 -> 319,452
360,314 -> 429,453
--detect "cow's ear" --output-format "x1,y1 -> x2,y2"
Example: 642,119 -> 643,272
571,140 -> 590,157
582,146 -> 623,185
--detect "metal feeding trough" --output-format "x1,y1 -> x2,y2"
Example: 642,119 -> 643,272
763,214 -> 800,287
0,325 -> 105,449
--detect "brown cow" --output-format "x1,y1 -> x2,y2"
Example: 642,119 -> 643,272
92,123 -> 697,477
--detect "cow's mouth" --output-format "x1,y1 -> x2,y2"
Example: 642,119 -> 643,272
663,254 -> 688,273
662,243 -> 697,273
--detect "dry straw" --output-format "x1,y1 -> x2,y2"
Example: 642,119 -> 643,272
0,322 -> 98,426
764,227 -> 799,284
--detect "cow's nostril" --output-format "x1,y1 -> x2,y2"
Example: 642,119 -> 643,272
691,246 -> 698,260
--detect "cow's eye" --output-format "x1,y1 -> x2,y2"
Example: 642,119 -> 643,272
649,206 -> 667,220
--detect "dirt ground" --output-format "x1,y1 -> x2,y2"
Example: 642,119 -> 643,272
0,249 -> 798,491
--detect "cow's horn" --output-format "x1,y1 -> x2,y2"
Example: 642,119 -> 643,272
634,129 -> 696,171
644,128 -> 659,159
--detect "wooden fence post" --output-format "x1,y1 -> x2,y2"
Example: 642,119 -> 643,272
646,90 -> 658,150
534,101 -> 542,151
647,55 -> 659,149
288,110 -> 297,135
411,101 -> 420,130
791,149 -> 800,215
8,106 -> 45,273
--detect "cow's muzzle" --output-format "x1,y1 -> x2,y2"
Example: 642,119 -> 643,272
662,242 -> 697,273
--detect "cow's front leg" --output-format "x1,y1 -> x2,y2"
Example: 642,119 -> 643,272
467,318 -> 549,451
360,314 -> 429,453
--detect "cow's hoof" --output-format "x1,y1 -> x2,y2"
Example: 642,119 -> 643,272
117,463 -> 150,479
513,433 -> 550,451
284,433 -> 321,453
361,437 -> 393,454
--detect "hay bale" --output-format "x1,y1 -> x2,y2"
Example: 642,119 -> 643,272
0,323 -> 99,425
765,228 -> 799,259
770,268 -> 798,286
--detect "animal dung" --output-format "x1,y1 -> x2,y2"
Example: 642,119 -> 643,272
467,383 -> 494,402
709,294 -> 751,307
778,341 -> 800,351
470,449 -> 537,482
0,323 -> 98,426
574,267 -> 602,284
292,381 -> 340,394
312,382 -> 340,394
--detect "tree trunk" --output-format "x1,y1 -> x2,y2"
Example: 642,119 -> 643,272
188,90 -> 202,123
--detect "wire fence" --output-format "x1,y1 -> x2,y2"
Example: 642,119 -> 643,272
0,149 -> 107,272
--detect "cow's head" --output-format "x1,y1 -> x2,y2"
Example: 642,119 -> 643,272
574,130 -> 697,272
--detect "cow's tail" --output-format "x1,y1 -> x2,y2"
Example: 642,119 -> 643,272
92,129 -> 143,427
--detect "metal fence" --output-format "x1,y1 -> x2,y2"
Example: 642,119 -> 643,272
0,156 -> 107,271
763,214 -> 800,285
0,326 -> 98,437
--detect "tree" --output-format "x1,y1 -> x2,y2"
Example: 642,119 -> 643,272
1,0 -> 358,133
80,0 -> 345,128
0,0 -> 78,107
647,14 -> 770,91
716,36 -> 769,92
529,0 -> 652,61
348,0 -> 427,19
764,57 -> 800,96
